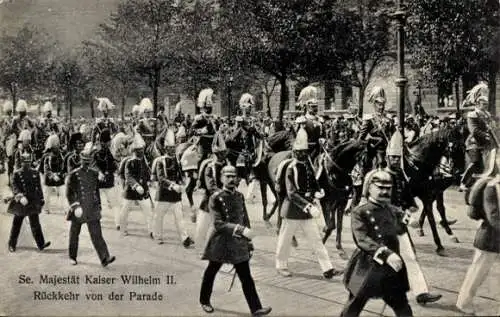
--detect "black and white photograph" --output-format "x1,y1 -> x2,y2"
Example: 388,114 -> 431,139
0,0 -> 499,316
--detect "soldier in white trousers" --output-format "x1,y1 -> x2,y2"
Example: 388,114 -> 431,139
151,129 -> 194,247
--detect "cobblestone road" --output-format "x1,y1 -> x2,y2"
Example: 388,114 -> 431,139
0,180 -> 499,316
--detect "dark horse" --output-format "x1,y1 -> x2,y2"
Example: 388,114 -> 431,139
402,124 -> 466,255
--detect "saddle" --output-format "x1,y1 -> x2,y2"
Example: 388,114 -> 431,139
274,157 -> 294,195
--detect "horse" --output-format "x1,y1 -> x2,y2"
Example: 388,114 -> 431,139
402,124 -> 466,256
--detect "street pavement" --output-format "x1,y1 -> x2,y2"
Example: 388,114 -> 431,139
0,178 -> 499,317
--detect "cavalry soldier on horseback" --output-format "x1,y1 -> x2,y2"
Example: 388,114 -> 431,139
10,100 -> 35,136
187,88 -> 217,163
135,98 -> 156,145
358,86 -> 395,169
151,128 -> 194,247
460,83 -> 496,190
275,127 -> 341,279
41,101 -> 59,133
297,85 -> 326,161
194,133 -> 230,253
41,134 -> 66,214
92,98 -> 118,143
384,131 -> 443,305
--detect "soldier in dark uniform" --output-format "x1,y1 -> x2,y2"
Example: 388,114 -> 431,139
92,98 -> 118,143
41,102 -> 60,134
199,165 -> 272,316
13,129 -> 34,170
151,129 -> 194,247
189,88 -> 217,162
457,158 -> 500,315
66,142 -> 115,267
64,132 -> 84,174
7,152 -> 51,252
358,86 -> 395,170
297,85 -> 326,160
342,169 -> 413,317
460,83 -> 496,190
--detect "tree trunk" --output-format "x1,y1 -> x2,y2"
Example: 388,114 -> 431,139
357,85 -> 365,117
455,80 -> 460,115
324,80 -> 335,110
488,66 -> 497,117
266,94 -> 272,117
9,83 -> 17,107
121,93 -> 126,120
278,75 -> 287,121
89,98 -> 95,118
67,87 -> 73,120
462,73 -> 477,101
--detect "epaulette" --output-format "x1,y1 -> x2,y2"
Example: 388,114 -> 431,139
362,113 -> 373,120
467,110 -> 478,119
213,189 -> 224,200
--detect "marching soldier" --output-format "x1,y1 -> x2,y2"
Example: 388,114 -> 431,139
275,127 -> 341,279
341,169 -> 413,317
460,83 -> 496,190
92,98 -> 118,143
41,134 -> 66,214
93,129 -> 120,229
7,152 -> 51,253
119,133 -> 153,237
194,133 -> 230,252
358,86 -> 395,169
199,165 -> 272,317
297,85 -> 326,160
151,129 -> 194,247
64,132 -> 84,174
66,142 -> 115,267
456,152 -> 500,315
384,131 -> 443,305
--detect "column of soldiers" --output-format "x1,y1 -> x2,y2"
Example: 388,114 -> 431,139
0,82 -> 498,316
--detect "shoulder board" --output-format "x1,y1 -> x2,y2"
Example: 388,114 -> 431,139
69,167 -> 82,175
467,111 -> 478,118
362,113 -> 373,120
213,189 -> 224,198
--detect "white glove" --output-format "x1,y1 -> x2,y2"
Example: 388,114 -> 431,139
309,205 -> 321,218
52,174 -> 60,182
386,253 -> 403,272
135,185 -> 144,195
242,227 -> 256,240
20,196 -> 28,206
314,189 -> 325,199
74,207 -> 83,218
200,127 -> 209,134
98,172 -> 105,181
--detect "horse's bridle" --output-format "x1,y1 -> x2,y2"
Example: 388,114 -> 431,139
318,143 -> 351,193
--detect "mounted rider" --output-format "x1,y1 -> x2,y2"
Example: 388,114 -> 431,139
92,97 -> 118,143
173,101 -> 188,144
135,98 -> 156,146
296,85 -> 326,161
358,86 -> 395,169
40,101 -> 59,134
460,83 -> 496,190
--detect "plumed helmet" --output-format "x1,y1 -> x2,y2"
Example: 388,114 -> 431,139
239,93 -> 254,110
18,129 -> 32,142
386,130 -> 403,156
164,129 -> 176,147
361,169 -> 393,198
96,97 -> 116,112
44,134 -> 60,151
368,86 -> 387,104
3,100 -> 13,113
212,132 -> 227,153
194,114 -> 203,121
69,132 -> 83,150
465,82 -> 489,105
139,98 -> 154,113
297,86 -> 319,108
221,165 -> 237,176
235,116 -> 244,123
174,101 -> 182,114
16,99 -> 28,113
132,105 -> 141,114
80,142 -> 96,161
176,125 -> 187,139
20,151 -> 33,162
197,88 -> 214,108
79,123 -> 90,135
99,129 -> 112,143
130,133 -> 146,150
293,127 -> 309,151
42,101 -> 53,113
295,116 -> 307,124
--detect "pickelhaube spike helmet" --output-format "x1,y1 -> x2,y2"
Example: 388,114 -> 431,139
174,101 -> 182,114
18,129 -> 31,142
465,82 -> 489,105
368,86 -> 387,104
222,165 -> 237,176
386,130 -> 403,156
80,142 -> 96,161
164,129 -> 176,147
130,133 -> 146,150
295,115 -> 307,124
3,100 -> 13,113
297,86 -> 319,108
132,104 -> 141,114
197,88 -> 214,108
235,115 -> 244,123
139,98 -> 154,113
16,99 -> 28,113
361,169 -> 393,198
176,125 -> 187,139
239,93 -> 254,110
42,101 -> 53,113
44,134 -> 60,151
293,127 -> 309,151
96,97 -> 116,112
212,132 -> 227,153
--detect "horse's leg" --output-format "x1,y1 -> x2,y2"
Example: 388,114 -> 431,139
322,199 -> 335,244
335,197 -> 349,260
185,173 -> 197,223
423,199 -> 445,255
435,189 -> 459,242
418,202 -> 427,237
259,180 -> 271,226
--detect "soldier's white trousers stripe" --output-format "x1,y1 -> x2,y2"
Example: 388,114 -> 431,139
153,201 -> 188,242
457,249 -> 499,309
100,188 -> 120,226
194,210 -> 214,252
120,199 -> 152,233
398,232 -> 429,296
276,218 -> 333,273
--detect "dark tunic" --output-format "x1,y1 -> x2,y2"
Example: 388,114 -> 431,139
189,116 -> 216,154
203,189 -> 253,264
93,146 -> 117,188
343,200 -> 409,298
471,178 -> 500,253
154,156 -> 183,203
66,167 -> 102,224
199,159 -> 226,212
42,151 -> 65,187
8,167 -> 44,216
123,157 -> 151,200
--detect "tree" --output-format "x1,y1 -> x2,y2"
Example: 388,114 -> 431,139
0,23 -> 55,104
